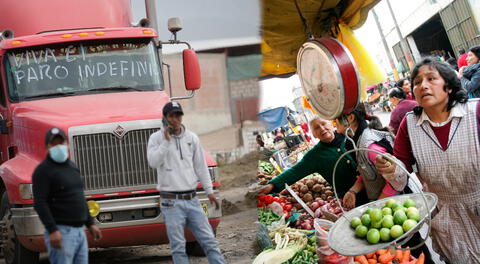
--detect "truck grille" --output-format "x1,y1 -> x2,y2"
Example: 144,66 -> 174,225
72,128 -> 159,191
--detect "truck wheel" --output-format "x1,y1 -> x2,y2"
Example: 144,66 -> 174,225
186,229 -> 217,257
1,193 -> 39,264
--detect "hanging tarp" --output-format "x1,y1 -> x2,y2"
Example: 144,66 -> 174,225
257,107 -> 290,132
261,0 -> 382,81
227,54 -> 262,81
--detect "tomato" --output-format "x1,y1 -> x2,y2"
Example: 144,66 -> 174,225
264,195 -> 274,205
284,211 -> 291,219
257,201 -> 265,208
284,204 -> 293,211
258,195 -> 266,202
280,202 -> 286,208
273,197 -> 281,203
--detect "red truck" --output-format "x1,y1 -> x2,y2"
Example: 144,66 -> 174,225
0,0 -> 221,263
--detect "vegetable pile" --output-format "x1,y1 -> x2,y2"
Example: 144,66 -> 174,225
354,248 -> 425,264
258,161 -> 277,185
279,174 -> 347,222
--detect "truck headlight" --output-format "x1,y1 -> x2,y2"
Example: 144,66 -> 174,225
19,184 -> 33,200
208,167 -> 218,182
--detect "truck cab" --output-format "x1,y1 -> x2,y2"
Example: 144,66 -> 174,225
0,1 -> 221,263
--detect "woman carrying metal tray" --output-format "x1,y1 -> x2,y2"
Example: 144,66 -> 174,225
334,102 -> 434,263
376,57 -> 480,263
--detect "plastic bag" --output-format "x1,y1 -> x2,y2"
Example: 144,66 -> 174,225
256,222 -> 273,250
314,218 -> 354,264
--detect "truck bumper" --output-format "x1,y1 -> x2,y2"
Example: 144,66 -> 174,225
17,218 -> 221,252
12,191 -> 221,252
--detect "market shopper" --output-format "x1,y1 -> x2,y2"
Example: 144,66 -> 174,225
388,88 -> 418,135
258,117 -> 361,201
397,78 -> 414,100
334,103 -> 407,207
459,45 -> 480,98
147,102 -> 225,264
32,128 -> 102,264
457,48 -> 468,69
376,57 -> 480,263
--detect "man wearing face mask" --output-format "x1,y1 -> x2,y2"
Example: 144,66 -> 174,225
32,128 -> 102,264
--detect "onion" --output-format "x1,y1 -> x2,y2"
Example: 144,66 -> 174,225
314,208 -> 323,218
310,202 -> 320,211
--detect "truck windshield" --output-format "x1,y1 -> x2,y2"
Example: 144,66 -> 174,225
4,39 -> 164,102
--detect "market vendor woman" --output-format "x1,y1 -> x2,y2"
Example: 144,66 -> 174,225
258,117 -> 361,200
377,57 -> 480,263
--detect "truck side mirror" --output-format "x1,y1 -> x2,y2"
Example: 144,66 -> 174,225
183,49 -> 201,91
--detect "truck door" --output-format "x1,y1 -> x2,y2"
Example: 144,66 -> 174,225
0,60 -> 9,163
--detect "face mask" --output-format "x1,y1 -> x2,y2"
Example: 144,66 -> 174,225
49,145 -> 69,163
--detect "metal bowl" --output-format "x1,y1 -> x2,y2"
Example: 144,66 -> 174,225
327,193 -> 438,256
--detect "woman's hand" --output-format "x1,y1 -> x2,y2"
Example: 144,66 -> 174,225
343,191 -> 356,209
375,155 -> 396,182
258,183 -> 274,195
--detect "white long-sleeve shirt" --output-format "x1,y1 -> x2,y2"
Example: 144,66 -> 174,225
147,126 -> 213,194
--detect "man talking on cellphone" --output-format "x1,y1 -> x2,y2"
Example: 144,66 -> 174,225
147,102 -> 225,264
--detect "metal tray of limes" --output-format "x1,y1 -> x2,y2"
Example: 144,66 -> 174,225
327,193 -> 438,256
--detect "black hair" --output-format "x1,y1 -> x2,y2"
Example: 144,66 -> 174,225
446,57 -> 459,71
469,46 -> 480,62
410,57 -> 467,116
350,102 -> 389,132
459,49 -> 465,55
389,88 -> 406,99
396,78 -> 409,88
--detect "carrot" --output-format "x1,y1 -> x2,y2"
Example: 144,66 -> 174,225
378,253 -> 395,264
401,247 -> 411,263
354,255 -> 369,264
416,253 -> 425,264
368,259 -> 378,264
376,249 -> 388,255
395,248 -> 403,260
366,252 -> 375,259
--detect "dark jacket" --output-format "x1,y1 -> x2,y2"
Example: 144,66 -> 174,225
461,63 -> 480,98
32,156 -> 93,233
268,133 -> 358,198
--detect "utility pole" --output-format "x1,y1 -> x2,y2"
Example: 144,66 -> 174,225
386,0 -> 415,70
372,9 -> 399,81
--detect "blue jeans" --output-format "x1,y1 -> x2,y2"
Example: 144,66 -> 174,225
161,197 -> 225,264
44,225 -> 88,264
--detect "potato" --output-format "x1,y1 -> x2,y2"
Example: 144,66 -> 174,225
312,184 -> 322,193
303,193 -> 313,202
305,179 -> 315,188
300,185 -> 309,194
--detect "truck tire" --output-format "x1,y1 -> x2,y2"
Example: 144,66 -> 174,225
186,229 -> 217,257
1,193 -> 39,264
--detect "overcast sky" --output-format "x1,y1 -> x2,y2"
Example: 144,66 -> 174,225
131,0 -> 260,42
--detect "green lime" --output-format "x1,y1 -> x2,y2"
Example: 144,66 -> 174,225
393,205 -> 407,213
403,199 -> 416,208
382,215 -> 394,228
367,229 -> 380,244
364,208 -> 373,215
402,219 -> 418,232
385,199 -> 398,209
355,225 -> 368,238
361,214 -> 371,227
394,210 -> 408,225
371,220 -> 382,229
351,217 -> 362,229
370,208 -> 383,222
407,207 -> 420,222
379,228 -> 391,242
382,207 -> 393,216
390,225 -> 404,239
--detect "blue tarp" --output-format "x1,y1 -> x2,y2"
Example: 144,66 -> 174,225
257,107 -> 289,132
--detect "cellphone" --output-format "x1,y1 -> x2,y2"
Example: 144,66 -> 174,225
162,117 -> 174,134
